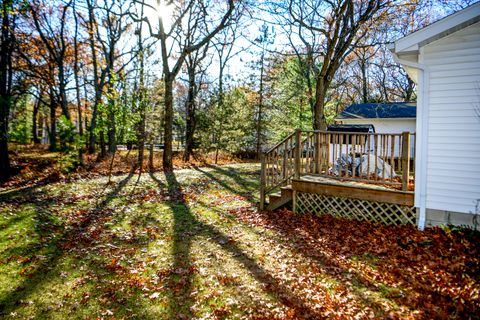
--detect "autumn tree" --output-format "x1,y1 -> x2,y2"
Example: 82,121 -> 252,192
268,0 -> 392,130
16,31 -> 61,150
140,0 -> 239,171
83,0 -> 133,155
21,1 -> 82,151
29,0 -> 74,122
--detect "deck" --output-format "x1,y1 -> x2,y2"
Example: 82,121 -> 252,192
294,175 -> 413,206
260,130 -> 416,225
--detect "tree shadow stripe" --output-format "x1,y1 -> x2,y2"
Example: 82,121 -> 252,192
161,171 -> 319,319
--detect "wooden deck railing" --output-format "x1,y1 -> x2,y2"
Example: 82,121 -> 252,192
260,129 -> 415,210
260,131 -> 297,209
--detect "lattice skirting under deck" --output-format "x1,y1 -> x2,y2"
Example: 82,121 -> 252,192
295,192 -> 416,225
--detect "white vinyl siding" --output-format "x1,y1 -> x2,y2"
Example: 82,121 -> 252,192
422,22 -> 480,214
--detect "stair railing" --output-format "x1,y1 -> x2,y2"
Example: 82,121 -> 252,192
260,130 -> 299,210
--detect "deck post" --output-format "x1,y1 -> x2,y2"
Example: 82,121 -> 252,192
326,133 -> 331,173
401,132 -> 411,191
314,131 -> 321,174
294,129 -> 302,179
260,153 -> 266,210
282,140 -> 287,178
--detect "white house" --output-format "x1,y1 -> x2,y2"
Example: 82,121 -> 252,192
389,3 -> 480,230
335,102 -> 416,134
335,102 -> 416,157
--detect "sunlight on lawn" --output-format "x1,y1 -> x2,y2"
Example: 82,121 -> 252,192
0,164 -> 282,319
0,163 -> 478,319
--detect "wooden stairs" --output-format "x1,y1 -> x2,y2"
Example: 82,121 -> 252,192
266,185 -> 293,211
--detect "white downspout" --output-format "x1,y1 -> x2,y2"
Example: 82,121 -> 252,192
390,51 -> 430,230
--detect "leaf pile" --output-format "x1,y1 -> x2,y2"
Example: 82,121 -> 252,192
231,207 -> 480,318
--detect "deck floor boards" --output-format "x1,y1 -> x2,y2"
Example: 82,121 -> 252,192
298,174 -> 412,194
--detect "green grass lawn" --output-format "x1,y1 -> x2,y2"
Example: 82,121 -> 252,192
0,163 -> 478,319
0,164 -> 278,319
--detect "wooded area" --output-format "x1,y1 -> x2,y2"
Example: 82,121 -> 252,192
1,0 -> 474,181
1,1 -> 480,318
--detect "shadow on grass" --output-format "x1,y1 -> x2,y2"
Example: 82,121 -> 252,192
163,172 -> 195,319
0,184 -> 47,204
195,165 -> 396,308
0,172 -> 135,316
156,167 -> 406,318
150,171 -> 320,319
1,164 -> 408,318
0,213 -> 29,232
206,164 -> 257,190
192,166 -> 256,204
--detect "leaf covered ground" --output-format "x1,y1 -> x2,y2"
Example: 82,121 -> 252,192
0,163 -> 479,319
2,144 -> 249,191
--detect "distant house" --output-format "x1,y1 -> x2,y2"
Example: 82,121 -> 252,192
333,102 -> 416,159
389,3 -> 480,229
335,102 -> 416,135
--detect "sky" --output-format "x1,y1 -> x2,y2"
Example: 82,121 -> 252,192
129,0 -> 479,89
132,0 -> 279,87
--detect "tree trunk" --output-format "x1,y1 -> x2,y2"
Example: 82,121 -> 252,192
106,38 -> 117,155
99,130 -> 106,159
183,112 -> 195,162
38,109 -> 44,143
88,93 -> 101,154
256,52 -> 265,158
88,90 -> 105,154
183,70 -> 196,162
299,96 -> 304,129
0,97 -> 8,179
405,76 -> 415,102
82,72 -> 90,150
313,77 -> 328,130
163,77 -> 174,171
72,3 -> 83,165
32,97 -> 40,144
361,58 -> 368,103
73,7 -> 83,137
136,114 -> 145,171
58,62 -> 71,120
86,0 -> 100,154
214,69 -> 224,165
107,105 -> 116,154
135,16 -> 146,172
49,92 -> 57,151
0,0 -> 13,180
149,142 -> 154,172
0,94 -> 9,179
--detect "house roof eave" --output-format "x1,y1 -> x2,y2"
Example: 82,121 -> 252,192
393,2 -> 480,54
